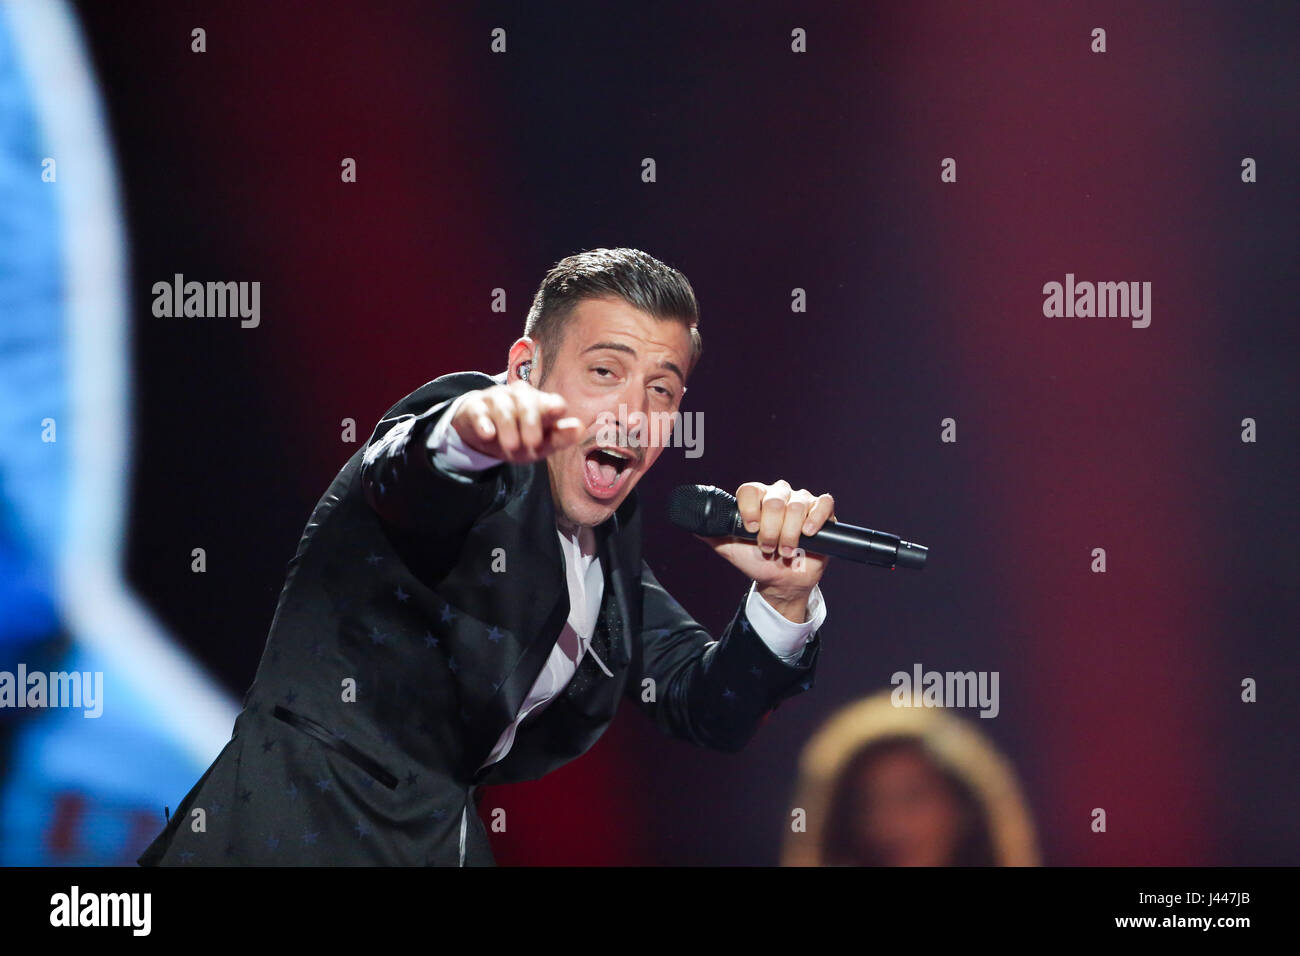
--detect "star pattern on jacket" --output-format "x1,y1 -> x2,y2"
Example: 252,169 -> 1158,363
142,387 -> 826,868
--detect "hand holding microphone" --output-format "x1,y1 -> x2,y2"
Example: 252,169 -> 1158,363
670,480 -> 840,623
669,483 -> 928,570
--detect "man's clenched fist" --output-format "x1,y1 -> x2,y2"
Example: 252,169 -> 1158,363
695,479 -> 836,624
451,380 -> 584,463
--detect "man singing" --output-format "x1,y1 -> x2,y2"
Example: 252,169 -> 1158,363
138,247 -> 836,866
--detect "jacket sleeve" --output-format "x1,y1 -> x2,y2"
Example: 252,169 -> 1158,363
359,374 -> 507,541
626,560 -> 822,753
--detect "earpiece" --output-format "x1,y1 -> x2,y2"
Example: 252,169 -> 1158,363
519,361 -> 532,381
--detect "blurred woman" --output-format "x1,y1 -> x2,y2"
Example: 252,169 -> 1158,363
782,690 -> 1040,866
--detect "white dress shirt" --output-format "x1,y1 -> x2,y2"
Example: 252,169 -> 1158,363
424,392 -> 827,772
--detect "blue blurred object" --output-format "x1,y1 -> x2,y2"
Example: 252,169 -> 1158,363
0,0 -> 236,866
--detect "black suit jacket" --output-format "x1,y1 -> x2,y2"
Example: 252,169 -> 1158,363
138,370 -> 822,865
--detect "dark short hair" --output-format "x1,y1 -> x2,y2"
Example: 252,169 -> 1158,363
523,248 -> 702,382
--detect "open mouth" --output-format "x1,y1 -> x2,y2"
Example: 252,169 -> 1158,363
582,445 -> 636,499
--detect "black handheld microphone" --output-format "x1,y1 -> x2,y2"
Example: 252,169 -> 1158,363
667,484 -> 928,570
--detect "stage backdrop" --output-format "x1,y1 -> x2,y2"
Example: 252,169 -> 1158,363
0,0 -> 1292,865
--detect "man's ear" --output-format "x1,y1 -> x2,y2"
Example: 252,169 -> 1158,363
507,337 -> 538,384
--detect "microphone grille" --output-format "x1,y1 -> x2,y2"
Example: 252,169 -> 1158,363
667,484 -> 738,536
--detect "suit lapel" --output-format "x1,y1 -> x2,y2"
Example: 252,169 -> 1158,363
461,457 -> 567,770
595,506 -> 638,671
464,465 -> 643,773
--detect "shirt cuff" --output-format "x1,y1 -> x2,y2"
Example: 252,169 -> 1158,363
744,582 -> 826,665
425,392 -> 506,474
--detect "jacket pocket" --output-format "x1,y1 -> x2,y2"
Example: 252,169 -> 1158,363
272,705 -> 399,790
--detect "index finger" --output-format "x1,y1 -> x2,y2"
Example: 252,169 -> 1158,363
735,482 -> 766,533
541,416 -> 585,455
537,391 -> 569,421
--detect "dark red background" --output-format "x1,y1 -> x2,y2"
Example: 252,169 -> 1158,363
75,0 -> 1299,864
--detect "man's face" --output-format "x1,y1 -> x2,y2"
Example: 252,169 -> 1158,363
534,296 -> 692,530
